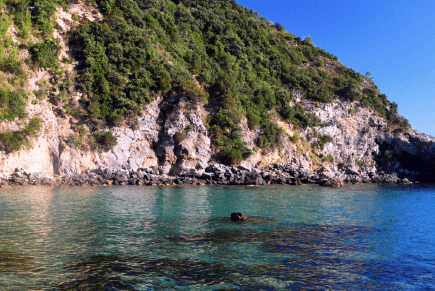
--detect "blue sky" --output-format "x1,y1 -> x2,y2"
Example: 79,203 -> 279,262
236,0 -> 435,136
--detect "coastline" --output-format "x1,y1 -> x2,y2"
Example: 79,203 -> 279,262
1,163 -> 413,188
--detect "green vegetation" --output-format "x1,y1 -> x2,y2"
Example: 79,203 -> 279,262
30,40 -> 61,69
288,131 -> 299,142
220,146 -> 242,165
66,125 -> 87,148
92,130 -> 117,151
318,134 -> 333,149
66,134 -> 82,148
325,154 -> 334,163
0,0 -> 410,163
71,0 -> 397,163
0,88 -> 27,120
0,12 -> 9,38
0,116 -> 42,153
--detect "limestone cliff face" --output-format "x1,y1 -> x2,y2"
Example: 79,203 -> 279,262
0,94 -> 212,177
239,99 -> 386,175
1,93 -> 434,183
0,3 -> 433,181
306,100 -> 385,175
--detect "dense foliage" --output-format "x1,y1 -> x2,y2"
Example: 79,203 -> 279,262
0,0 -> 410,160
70,0 -> 409,162
0,116 -> 42,153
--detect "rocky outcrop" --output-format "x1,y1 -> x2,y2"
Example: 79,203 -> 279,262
376,129 -> 435,181
231,212 -> 248,222
0,96 -> 434,186
100,96 -> 211,177
1,161 -> 412,187
304,100 -> 385,175
3,1 -> 434,187
154,97 -> 211,175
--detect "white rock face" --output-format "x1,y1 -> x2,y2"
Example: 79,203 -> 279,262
97,97 -> 211,174
1,92 -> 434,179
303,99 -> 387,173
154,99 -> 211,175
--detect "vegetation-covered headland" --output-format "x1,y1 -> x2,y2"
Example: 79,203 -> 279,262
0,0 -> 433,185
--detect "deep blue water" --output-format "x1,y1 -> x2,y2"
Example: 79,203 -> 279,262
0,184 -> 434,290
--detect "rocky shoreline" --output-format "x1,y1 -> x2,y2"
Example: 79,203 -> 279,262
1,163 -> 413,187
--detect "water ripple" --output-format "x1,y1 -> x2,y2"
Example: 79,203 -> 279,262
0,184 -> 434,290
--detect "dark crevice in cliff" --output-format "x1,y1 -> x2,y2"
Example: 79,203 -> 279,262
397,152 -> 433,172
396,152 -> 435,182
376,139 -> 435,182
152,95 -> 181,171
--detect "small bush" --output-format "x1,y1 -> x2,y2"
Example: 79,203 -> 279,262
220,146 -> 242,165
257,121 -> 283,147
24,116 -> 42,136
0,13 -> 10,38
0,89 -> 27,120
4,36 -> 12,47
325,154 -> 334,163
288,130 -> 299,142
0,58 -> 25,76
94,131 -> 117,151
274,23 -> 284,32
318,134 -> 333,149
15,9 -> 31,39
246,106 -> 261,129
174,131 -> 187,143
67,134 -> 82,148
175,76 -> 208,105
30,40 -> 61,69
0,116 -> 41,153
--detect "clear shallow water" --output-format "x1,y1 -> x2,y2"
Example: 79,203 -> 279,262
0,184 -> 434,290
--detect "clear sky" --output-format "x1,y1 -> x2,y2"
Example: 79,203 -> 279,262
236,0 -> 435,136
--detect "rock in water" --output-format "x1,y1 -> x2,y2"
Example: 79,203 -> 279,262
231,212 -> 248,221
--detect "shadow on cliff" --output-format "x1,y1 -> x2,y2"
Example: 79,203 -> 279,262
376,133 -> 435,182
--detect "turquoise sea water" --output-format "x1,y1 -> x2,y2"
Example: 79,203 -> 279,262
0,184 -> 434,290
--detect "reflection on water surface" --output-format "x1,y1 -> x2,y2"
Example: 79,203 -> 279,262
0,184 -> 434,290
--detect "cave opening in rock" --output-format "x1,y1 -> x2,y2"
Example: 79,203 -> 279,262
397,152 -> 435,181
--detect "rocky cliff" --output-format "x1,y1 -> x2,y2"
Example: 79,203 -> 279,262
0,0 -> 433,186
1,92 -> 433,186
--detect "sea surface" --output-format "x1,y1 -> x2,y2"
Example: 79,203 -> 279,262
0,184 -> 434,290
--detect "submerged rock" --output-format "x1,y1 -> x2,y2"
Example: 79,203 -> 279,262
231,212 -> 248,222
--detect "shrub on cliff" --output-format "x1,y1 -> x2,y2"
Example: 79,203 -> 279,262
93,131 -> 117,151
318,134 -> 333,149
30,40 -> 61,69
0,116 -> 41,153
220,146 -> 242,165
0,89 -> 27,120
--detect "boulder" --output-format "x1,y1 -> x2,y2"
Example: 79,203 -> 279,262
231,212 -> 247,221
318,167 -> 335,179
319,177 -> 344,188
400,178 -> 412,184
114,174 -> 129,183
238,162 -> 252,172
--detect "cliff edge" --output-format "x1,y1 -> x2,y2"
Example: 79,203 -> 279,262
0,0 -> 431,185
